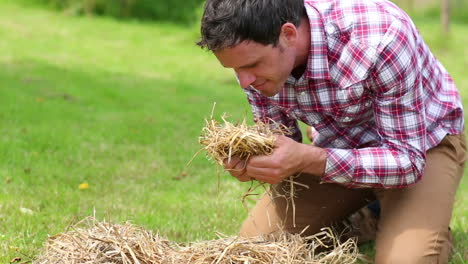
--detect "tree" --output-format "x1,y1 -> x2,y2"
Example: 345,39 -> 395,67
441,0 -> 450,34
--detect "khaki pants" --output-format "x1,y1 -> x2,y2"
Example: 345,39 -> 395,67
240,133 -> 466,264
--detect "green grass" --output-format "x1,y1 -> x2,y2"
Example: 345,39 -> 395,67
0,1 -> 466,263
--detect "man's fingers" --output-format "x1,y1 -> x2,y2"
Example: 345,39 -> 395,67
223,157 -> 242,169
245,166 -> 282,184
248,155 -> 275,167
236,174 -> 252,182
225,158 -> 247,173
222,157 -> 283,184
223,157 -> 250,181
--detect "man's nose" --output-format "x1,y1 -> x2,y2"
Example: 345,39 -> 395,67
235,70 -> 256,89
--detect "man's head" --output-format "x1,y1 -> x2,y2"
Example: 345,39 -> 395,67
197,0 -> 308,97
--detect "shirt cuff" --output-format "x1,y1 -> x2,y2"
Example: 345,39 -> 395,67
322,148 -> 356,185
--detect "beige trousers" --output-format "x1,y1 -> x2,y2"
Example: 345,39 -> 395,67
240,133 -> 466,264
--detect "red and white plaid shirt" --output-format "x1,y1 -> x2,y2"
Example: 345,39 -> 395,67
243,0 -> 464,188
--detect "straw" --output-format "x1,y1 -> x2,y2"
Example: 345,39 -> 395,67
34,217 -> 361,264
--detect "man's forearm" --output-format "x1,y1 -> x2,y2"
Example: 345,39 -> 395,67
297,143 -> 327,178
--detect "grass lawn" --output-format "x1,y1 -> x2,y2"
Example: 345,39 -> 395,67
0,1 -> 466,263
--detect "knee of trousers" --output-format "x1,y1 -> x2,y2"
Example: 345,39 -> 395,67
374,229 -> 453,264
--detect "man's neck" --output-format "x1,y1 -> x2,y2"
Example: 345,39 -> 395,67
292,16 -> 311,79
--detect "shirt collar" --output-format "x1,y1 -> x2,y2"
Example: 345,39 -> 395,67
286,3 -> 330,84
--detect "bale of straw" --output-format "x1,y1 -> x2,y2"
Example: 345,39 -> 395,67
34,217 -> 175,264
34,217 -> 361,264
172,229 -> 360,264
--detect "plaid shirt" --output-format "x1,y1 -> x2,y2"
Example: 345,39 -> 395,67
243,0 -> 464,188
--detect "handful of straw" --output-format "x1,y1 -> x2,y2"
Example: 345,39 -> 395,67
198,113 -> 289,165
194,107 -> 304,227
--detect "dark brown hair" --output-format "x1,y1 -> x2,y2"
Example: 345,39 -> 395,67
197,0 -> 305,51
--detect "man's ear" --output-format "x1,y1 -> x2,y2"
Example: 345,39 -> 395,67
279,22 -> 298,47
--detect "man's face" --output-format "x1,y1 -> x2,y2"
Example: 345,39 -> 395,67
214,40 -> 296,97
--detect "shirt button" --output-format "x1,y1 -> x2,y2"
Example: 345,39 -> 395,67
300,91 -> 306,97
338,90 -> 346,99
344,117 -> 351,122
326,23 -> 336,34
314,120 -> 319,125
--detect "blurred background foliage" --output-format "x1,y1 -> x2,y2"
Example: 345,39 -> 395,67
17,0 -> 205,24
11,0 -> 468,25
393,0 -> 468,24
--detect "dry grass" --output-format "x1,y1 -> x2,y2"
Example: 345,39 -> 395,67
34,217 -> 361,264
34,217 -> 174,264
197,115 -> 288,166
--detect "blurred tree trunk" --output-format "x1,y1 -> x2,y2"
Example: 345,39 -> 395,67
122,0 -> 136,18
84,0 -> 96,16
441,0 -> 450,34
407,0 -> 414,15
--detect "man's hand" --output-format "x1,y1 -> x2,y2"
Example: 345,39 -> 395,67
223,156 -> 251,182
223,135 -> 327,184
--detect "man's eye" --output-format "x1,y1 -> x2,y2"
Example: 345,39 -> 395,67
243,62 -> 258,69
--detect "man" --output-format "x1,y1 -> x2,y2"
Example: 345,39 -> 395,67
197,0 -> 465,263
